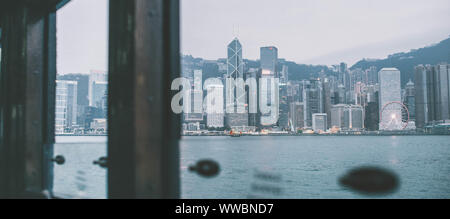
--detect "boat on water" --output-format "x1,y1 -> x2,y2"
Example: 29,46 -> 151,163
230,131 -> 243,137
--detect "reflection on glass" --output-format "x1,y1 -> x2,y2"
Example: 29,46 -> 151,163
54,0 -> 109,199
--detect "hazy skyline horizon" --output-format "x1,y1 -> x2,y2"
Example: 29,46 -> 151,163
181,34 -> 450,66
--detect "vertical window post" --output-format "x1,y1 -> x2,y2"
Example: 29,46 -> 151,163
0,1 -> 58,198
108,0 -> 181,199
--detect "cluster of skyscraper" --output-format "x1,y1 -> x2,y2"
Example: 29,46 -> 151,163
182,37 -> 450,134
52,37 -> 450,135
182,38 -> 283,132
55,70 -> 108,134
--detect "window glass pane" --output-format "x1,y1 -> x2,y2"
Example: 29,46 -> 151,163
53,0 -> 109,199
180,0 -> 450,199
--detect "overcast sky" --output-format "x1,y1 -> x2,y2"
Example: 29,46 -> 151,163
182,0 -> 450,65
57,0 -> 108,75
57,0 -> 450,74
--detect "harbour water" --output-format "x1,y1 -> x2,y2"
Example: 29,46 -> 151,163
54,136 -> 450,199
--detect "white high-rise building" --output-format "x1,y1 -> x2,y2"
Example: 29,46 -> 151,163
185,70 -> 204,122
344,105 -> 364,130
379,68 -> 402,130
312,113 -> 327,132
331,104 -> 346,129
331,104 -> 364,130
56,80 -> 78,133
206,83 -> 224,128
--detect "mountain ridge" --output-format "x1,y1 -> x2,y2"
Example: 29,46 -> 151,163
351,37 -> 450,86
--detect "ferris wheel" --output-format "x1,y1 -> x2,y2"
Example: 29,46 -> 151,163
379,101 -> 410,130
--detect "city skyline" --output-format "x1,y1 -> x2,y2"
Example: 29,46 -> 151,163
55,39 -> 450,134
53,0 -> 450,135
178,35 -> 450,134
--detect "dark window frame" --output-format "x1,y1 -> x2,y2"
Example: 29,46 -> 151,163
0,1 -> 58,198
0,0 -> 180,199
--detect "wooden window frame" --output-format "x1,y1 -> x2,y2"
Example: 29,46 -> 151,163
0,0 -> 180,199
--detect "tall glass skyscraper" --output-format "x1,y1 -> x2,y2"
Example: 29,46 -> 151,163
379,68 -> 402,130
303,79 -> 323,127
260,47 -> 279,127
415,63 -> 450,128
404,79 -> 416,121
226,38 -> 248,128
260,47 -> 278,76
88,70 -> 107,107
414,65 -> 429,128
434,64 -> 450,122
227,38 -> 244,79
